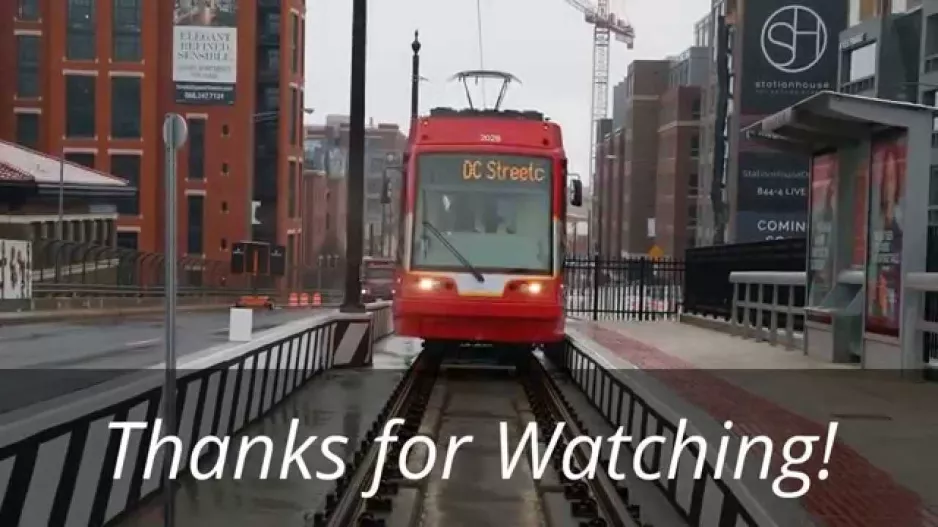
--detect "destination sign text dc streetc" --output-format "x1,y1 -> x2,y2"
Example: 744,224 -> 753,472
462,158 -> 546,183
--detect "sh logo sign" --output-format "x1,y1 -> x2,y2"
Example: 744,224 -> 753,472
761,5 -> 828,74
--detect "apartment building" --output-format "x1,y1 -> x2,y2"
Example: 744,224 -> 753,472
594,50 -> 706,258
0,0 -> 306,268
301,118 -> 407,267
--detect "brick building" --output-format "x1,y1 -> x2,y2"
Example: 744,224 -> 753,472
594,50 -> 706,258
0,0 -> 306,268
595,59 -> 670,257
301,117 -> 407,268
654,48 -> 708,256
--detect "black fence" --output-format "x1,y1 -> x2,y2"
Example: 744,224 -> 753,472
682,238 -> 806,323
21,239 -> 344,297
564,254 -> 684,321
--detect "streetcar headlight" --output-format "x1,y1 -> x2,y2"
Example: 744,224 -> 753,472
417,277 -> 437,291
523,282 -> 543,294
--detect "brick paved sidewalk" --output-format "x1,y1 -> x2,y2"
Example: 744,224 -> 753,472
568,319 -> 938,527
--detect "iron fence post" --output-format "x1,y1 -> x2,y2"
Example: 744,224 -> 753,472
638,257 -> 647,320
591,253 -> 600,321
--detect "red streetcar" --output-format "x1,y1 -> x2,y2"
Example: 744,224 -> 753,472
392,70 -> 583,359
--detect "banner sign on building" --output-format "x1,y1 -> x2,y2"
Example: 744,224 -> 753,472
173,0 -> 238,105
735,151 -> 809,242
739,0 -> 847,115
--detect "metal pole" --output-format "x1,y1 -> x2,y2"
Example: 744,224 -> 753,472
57,153 -> 65,239
341,0 -> 367,312
411,31 -> 421,123
162,140 -> 178,527
160,114 -> 186,527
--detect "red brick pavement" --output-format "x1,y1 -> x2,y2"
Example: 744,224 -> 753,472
569,320 -> 938,527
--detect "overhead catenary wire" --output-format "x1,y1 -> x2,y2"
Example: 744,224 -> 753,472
475,0 -> 488,107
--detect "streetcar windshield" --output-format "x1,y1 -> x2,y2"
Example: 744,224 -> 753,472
412,153 -> 553,274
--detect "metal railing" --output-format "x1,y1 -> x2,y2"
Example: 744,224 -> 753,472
902,272 -> 938,370
564,254 -> 684,321
551,336 -> 780,527
0,303 -> 393,525
730,271 -> 806,349
683,238 -> 806,320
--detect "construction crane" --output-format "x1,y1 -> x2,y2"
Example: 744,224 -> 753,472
563,0 -> 634,252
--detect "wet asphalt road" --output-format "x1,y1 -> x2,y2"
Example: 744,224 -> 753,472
0,309 -> 328,414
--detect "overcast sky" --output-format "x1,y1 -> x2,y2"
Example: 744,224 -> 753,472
304,0 -> 710,181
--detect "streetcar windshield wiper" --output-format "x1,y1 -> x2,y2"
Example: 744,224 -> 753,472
422,220 -> 485,283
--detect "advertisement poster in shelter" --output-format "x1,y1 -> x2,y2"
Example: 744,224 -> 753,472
852,150 -> 869,269
865,133 -> 906,335
173,0 -> 238,104
808,153 -> 837,306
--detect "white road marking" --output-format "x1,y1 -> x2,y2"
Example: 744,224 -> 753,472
124,338 -> 160,348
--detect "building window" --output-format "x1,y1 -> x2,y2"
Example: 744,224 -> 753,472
111,154 -> 140,215
65,152 -> 96,169
16,36 -> 40,98
111,77 -> 141,138
287,234 -> 296,267
288,160 -> 297,218
847,42 -> 877,82
290,87 -> 298,145
187,195 -> 204,254
112,0 -> 142,61
300,19 -> 305,77
66,75 -> 96,138
691,98 -> 701,120
15,114 -> 40,150
187,118 -> 205,180
690,135 -> 700,157
67,0 -> 96,61
291,13 -> 300,73
221,238 -> 228,250
116,231 -> 138,250
17,0 -> 40,20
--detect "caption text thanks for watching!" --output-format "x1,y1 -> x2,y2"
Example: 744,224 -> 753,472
108,418 -> 840,500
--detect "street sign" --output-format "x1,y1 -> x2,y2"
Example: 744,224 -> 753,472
163,113 -> 188,150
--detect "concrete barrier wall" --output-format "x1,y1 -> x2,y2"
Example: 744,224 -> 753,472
554,332 -> 794,527
0,304 -> 393,526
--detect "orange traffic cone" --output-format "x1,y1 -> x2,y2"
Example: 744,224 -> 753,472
312,292 -> 322,306
300,293 -> 310,307
288,293 -> 299,307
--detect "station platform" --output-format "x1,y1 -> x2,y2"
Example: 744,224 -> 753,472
566,318 -> 938,527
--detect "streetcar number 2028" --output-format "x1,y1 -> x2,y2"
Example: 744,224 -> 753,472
480,134 -> 502,142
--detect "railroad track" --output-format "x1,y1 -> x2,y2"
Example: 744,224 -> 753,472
306,346 -> 669,527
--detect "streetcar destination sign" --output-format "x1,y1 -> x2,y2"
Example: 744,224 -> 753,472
461,157 -> 547,182
419,153 -> 551,187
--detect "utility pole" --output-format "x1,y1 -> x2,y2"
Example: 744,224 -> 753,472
341,0 -> 367,313
411,31 -> 421,125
